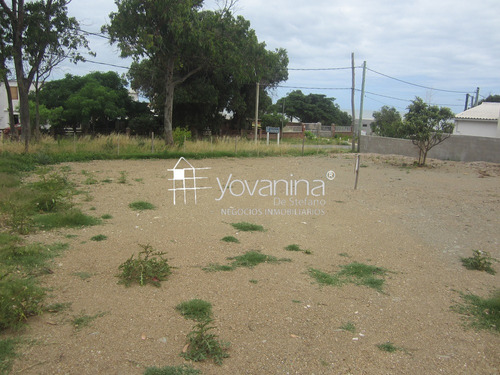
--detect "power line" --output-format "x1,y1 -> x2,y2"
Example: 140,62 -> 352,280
288,67 -> 352,71
366,67 -> 471,94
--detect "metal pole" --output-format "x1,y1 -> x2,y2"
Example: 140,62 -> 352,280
464,93 -> 470,111
474,87 -> 480,106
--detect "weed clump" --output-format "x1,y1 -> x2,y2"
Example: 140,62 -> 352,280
203,251 -> 289,272
117,244 -> 171,287
376,342 -> 400,352
181,319 -> 230,365
461,250 -> 496,275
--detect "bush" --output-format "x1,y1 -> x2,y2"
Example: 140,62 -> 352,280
173,127 -> 192,146
117,244 -> 172,287
176,299 -> 213,322
0,276 -> 45,330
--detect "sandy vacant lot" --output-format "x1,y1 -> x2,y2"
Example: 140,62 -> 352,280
9,154 -> 500,374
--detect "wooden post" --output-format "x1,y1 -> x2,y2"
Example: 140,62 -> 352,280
354,154 -> 360,190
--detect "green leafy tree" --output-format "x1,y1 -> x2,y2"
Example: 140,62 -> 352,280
0,0 -> 89,150
275,90 -> 351,126
37,72 -> 134,134
371,106 -> 405,138
105,1 -> 288,143
404,97 -> 454,166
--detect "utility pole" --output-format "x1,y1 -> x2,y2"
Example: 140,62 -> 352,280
254,82 -> 260,143
474,87 -> 480,107
351,53 -> 356,152
357,61 -> 366,153
464,93 -> 470,111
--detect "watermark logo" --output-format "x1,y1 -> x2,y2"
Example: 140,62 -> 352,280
168,157 -> 210,205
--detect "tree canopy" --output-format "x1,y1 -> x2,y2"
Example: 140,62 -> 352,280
273,90 -> 351,126
37,72 -> 142,134
104,0 -> 288,143
371,106 -> 405,138
404,97 -> 454,166
0,0 -> 89,149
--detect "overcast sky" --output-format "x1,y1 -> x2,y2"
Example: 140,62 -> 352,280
61,0 -> 500,114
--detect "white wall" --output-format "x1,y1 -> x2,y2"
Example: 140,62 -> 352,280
454,119 -> 498,138
0,81 -> 20,130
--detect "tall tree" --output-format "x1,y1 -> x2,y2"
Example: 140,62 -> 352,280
275,90 -> 351,126
404,97 -> 454,166
0,0 -> 88,150
105,1 -> 288,143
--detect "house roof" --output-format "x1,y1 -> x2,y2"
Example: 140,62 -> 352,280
455,102 -> 500,121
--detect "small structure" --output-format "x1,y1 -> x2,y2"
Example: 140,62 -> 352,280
454,102 -> 500,138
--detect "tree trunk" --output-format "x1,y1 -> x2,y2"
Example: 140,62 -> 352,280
163,58 -> 175,146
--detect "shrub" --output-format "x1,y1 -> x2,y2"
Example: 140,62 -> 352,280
117,244 -> 171,287
181,319 -> 230,365
452,290 -> 500,332
230,222 -> 265,232
0,276 -> 45,330
33,209 -> 101,229
461,250 -> 496,275
173,127 -> 192,146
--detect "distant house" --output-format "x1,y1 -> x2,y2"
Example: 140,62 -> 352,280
0,80 -> 20,131
454,102 -> 500,138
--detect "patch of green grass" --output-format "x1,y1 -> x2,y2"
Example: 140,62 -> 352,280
90,234 -> 107,242
129,201 -> 156,211
461,250 -> 496,275
65,234 -> 78,239
101,178 -> 113,183
221,236 -> 239,243
144,365 -> 200,375
101,214 -> 113,219
338,252 -> 350,257
285,244 -> 312,254
0,232 -> 20,246
249,279 -> 258,284
176,299 -> 213,322
203,251 -> 289,272
117,244 -> 171,287
229,251 -> 287,268
181,319 -> 230,365
340,322 -> 356,333
72,272 -> 94,280
0,338 -> 18,374
72,311 -> 106,330
202,264 -> 235,272
309,262 -> 389,291
230,222 -> 265,232
452,290 -> 500,332
308,268 -> 343,286
376,342 -> 400,352
33,209 -> 101,229
0,242 -> 68,274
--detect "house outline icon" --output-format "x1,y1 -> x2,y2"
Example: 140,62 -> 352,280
167,157 -> 211,205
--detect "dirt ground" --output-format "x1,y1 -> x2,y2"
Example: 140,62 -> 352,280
8,154 -> 500,374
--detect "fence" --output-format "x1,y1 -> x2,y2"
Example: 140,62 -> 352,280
360,134 -> 500,163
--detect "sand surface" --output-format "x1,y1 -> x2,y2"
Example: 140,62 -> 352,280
9,154 -> 500,374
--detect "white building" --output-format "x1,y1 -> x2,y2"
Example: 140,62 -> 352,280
454,102 -> 500,138
0,80 -> 20,130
